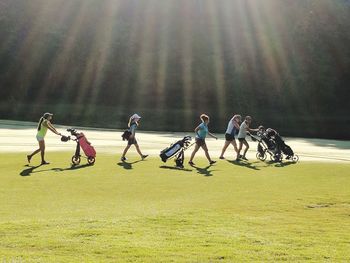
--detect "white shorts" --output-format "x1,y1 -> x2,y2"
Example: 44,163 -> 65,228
36,135 -> 44,142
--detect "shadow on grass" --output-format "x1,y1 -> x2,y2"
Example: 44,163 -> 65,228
20,164 -> 42,176
190,164 -> 216,177
117,160 -> 142,170
51,163 -> 93,171
20,163 -> 92,176
228,160 -> 260,170
159,165 -> 192,172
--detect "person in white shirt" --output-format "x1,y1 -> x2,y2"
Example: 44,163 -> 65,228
236,116 -> 259,161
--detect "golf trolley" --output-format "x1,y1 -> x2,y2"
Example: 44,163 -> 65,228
160,136 -> 193,168
63,128 -> 96,165
250,131 -> 299,163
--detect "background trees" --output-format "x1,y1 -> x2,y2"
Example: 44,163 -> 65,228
0,0 -> 349,138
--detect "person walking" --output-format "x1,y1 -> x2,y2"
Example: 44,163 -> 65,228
121,113 -> 148,161
236,116 -> 259,161
219,114 -> 241,159
189,114 -> 218,166
27,112 -> 62,165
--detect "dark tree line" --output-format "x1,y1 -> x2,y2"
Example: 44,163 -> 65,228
0,0 -> 349,138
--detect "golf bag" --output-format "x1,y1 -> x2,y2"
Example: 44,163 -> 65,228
67,128 -> 96,165
160,136 -> 192,168
252,128 -> 298,163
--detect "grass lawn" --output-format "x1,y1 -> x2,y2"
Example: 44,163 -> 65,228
0,152 -> 349,262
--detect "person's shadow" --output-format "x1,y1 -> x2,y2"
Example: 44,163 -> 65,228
190,164 -> 215,177
159,165 -> 192,172
228,160 -> 260,170
20,164 -> 41,176
20,163 -> 92,176
117,160 -> 142,170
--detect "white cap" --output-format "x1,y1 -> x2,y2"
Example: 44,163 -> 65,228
131,113 -> 141,120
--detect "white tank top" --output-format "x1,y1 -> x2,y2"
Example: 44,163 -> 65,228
225,118 -> 235,134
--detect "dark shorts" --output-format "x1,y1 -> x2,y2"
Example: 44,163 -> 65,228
225,133 -> 235,141
128,137 -> 137,145
195,138 -> 206,147
238,138 -> 247,143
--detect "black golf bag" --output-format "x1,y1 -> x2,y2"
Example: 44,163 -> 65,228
160,136 -> 192,168
274,134 -> 294,157
253,128 -> 298,162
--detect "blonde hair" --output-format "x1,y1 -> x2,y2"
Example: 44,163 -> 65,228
232,114 -> 241,121
200,114 -> 209,122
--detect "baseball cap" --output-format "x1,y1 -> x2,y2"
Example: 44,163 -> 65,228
131,113 -> 141,120
43,112 -> 53,119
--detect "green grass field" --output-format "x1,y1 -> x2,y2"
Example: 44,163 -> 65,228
1,152 -> 350,262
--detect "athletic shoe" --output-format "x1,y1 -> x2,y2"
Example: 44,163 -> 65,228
41,161 -> 50,165
121,157 -> 127,161
188,161 -> 195,166
142,155 -> 148,160
242,156 -> 248,161
27,155 -> 31,163
210,160 -> 216,165
219,156 -> 225,160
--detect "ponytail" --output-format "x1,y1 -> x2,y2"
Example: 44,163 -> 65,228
37,117 -> 44,131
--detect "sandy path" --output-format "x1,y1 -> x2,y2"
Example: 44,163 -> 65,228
0,120 -> 349,162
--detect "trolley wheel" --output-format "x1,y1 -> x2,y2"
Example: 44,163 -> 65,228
271,154 -> 282,162
72,155 -> 81,165
87,157 -> 96,165
292,155 -> 299,163
256,152 -> 266,161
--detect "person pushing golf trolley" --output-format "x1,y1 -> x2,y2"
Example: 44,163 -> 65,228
27,112 -> 62,165
236,116 -> 259,161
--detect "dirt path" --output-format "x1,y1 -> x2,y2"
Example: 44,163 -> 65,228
0,120 -> 349,162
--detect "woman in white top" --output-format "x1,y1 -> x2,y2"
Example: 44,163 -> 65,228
219,114 -> 241,159
236,116 -> 259,161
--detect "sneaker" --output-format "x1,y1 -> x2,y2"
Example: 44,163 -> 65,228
210,160 -> 216,165
41,161 -> 50,165
242,156 -> 248,161
188,161 -> 195,166
121,157 -> 127,161
219,156 -> 225,160
142,154 -> 148,160
27,155 -> 31,163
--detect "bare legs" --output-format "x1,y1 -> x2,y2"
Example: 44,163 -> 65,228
121,143 -> 147,160
220,140 -> 238,159
189,143 -> 214,164
27,140 -> 47,164
236,139 -> 249,160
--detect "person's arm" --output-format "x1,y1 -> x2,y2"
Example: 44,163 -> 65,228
208,132 -> 218,140
194,125 -> 201,135
233,120 -> 240,130
248,127 -> 259,133
47,121 -> 61,136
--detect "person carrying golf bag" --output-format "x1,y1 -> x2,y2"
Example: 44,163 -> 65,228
121,113 -> 148,161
